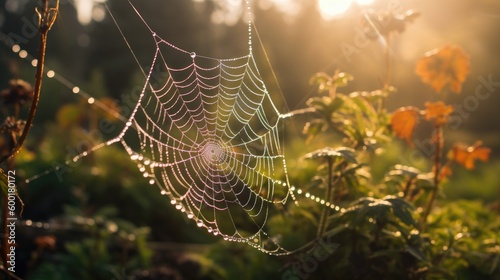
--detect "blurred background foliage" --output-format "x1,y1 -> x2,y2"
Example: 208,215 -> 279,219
1,0 -> 499,279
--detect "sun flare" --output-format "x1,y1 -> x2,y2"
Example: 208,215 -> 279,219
317,0 -> 374,20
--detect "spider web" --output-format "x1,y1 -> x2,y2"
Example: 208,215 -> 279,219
87,2 -> 294,255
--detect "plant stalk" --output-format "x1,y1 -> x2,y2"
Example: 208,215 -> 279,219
317,157 -> 334,239
0,0 -> 58,165
2,192 -> 8,277
419,126 -> 443,231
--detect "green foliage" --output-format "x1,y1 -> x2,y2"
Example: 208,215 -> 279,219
192,55 -> 499,280
305,72 -> 393,150
26,206 -> 152,280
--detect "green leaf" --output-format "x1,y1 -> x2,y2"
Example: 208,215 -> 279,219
354,109 -> 366,138
346,197 -> 393,226
335,147 -> 358,163
328,96 -> 344,112
307,96 -> 330,109
0,169 -> 8,196
386,197 -> 417,227
489,251 -> 499,274
324,223 -> 348,238
303,147 -> 357,163
309,72 -> 331,86
415,174 -> 434,190
333,72 -> 353,88
303,120 -> 326,138
350,94 -> 377,118
386,165 -> 421,178
306,96 -> 344,117
370,249 -> 401,259
341,163 -> 366,177
405,244 -> 429,263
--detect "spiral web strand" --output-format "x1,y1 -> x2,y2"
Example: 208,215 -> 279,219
36,1 -> 294,255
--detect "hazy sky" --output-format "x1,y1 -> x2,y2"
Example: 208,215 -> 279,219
71,0 -> 377,25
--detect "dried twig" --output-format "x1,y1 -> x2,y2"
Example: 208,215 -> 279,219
0,0 -> 59,164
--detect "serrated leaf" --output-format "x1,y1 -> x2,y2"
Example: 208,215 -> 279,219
416,45 -> 470,93
424,101 -> 453,125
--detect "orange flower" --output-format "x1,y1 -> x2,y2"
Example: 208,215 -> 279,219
391,107 -> 420,145
416,45 -> 470,93
450,141 -> 491,170
424,101 -> 453,125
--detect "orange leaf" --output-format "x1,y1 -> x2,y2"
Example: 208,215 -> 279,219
451,141 -> 491,170
391,107 -> 420,145
439,165 -> 452,180
35,235 -> 56,251
416,45 -> 470,94
424,101 -> 453,125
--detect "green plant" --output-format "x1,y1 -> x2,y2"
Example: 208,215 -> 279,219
194,7 -> 498,280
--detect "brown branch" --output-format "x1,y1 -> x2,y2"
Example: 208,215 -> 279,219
0,264 -> 24,280
0,0 -> 59,164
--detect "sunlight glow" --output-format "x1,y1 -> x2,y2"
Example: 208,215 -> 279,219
318,0 -> 374,20
75,0 -> 107,25
355,0 -> 374,5
261,0 -> 303,19
209,0 -> 243,25
318,0 -> 351,19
